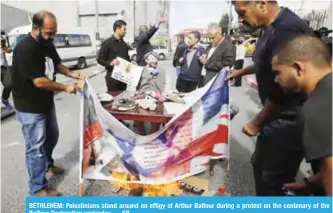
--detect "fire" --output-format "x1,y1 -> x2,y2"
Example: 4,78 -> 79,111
109,171 -> 182,196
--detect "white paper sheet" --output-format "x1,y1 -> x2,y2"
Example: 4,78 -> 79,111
163,102 -> 187,115
111,57 -> 143,87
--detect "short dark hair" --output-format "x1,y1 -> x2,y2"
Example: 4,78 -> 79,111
189,31 -> 201,41
178,34 -> 185,40
275,35 -> 331,68
32,10 -> 56,28
113,20 -> 127,32
231,0 -> 277,5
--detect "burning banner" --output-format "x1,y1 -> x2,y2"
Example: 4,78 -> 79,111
79,69 -> 230,185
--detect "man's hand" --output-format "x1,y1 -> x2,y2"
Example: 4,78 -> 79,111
225,69 -> 243,81
200,54 -> 207,64
65,84 -> 77,94
242,120 -> 261,137
282,181 -> 307,191
110,59 -> 120,66
179,57 -> 184,63
75,79 -> 85,92
159,16 -> 167,25
69,71 -> 85,80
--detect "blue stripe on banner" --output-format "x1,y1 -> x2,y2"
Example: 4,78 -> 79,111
26,197 -> 332,213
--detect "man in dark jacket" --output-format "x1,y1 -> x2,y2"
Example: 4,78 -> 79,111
98,20 -> 129,91
135,17 -> 166,66
173,34 -> 188,69
176,31 -> 206,93
200,25 -> 236,86
228,0 -> 313,196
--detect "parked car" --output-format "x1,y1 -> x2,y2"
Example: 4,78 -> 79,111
152,44 -> 170,60
7,25 -> 97,69
128,44 -> 170,62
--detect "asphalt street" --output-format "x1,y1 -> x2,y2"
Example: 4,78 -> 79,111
1,58 -> 309,212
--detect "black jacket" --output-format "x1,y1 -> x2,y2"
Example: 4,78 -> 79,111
135,26 -> 159,66
204,38 -> 236,73
172,41 -> 188,67
97,35 -> 129,73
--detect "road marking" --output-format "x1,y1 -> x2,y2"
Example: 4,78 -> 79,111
2,141 -> 23,149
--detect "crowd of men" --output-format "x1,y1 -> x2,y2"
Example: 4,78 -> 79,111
1,0 -> 331,197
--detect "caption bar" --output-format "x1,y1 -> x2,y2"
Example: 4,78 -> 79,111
26,197 -> 332,213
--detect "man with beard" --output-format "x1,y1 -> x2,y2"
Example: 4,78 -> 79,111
98,20 -> 129,91
135,16 -> 166,66
272,35 -> 332,196
227,1 -> 313,195
12,10 -> 84,196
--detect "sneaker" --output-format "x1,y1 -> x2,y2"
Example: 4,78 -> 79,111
2,99 -> 13,110
116,99 -> 137,111
47,166 -> 65,175
230,103 -> 239,120
32,189 -> 61,196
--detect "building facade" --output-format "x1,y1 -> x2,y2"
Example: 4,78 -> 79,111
2,0 -> 78,30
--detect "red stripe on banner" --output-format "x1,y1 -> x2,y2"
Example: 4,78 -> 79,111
220,114 -> 229,119
215,124 -> 228,144
83,120 -> 103,147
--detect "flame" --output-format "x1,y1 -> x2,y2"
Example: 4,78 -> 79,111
109,171 -> 182,196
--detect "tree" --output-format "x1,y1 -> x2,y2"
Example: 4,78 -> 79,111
208,22 -> 218,28
219,13 -> 231,32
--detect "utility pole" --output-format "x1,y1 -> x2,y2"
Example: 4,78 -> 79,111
95,0 -> 100,40
76,0 -> 81,26
228,0 -> 233,35
133,0 -> 136,39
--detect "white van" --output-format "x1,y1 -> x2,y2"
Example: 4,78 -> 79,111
6,25 -> 97,69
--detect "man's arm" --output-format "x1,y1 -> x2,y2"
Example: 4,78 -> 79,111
97,41 -> 113,69
321,157 -> 332,195
33,77 -> 74,93
225,64 -> 255,81
56,64 -> 84,79
1,47 -> 12,53
135,26 -> 159,46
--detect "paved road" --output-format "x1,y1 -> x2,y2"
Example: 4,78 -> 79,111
1,58 -> 309,212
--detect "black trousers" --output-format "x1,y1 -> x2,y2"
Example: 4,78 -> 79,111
233,59 -> 244,87
1,66 -> 12,100
105,71 -> 127,91
176,77 -> 198,93
251,120 -> 304,196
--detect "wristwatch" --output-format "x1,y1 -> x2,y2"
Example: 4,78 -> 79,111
303,177 -> 310,185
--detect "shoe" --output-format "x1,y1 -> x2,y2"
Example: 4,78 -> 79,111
2,99 -> 13,110
116,99 -> 137,111
47,166 -> 65,175
32,189 -> 61,196
230,103 -> 239,120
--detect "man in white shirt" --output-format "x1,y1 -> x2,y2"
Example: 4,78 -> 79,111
234,37 -> 246,86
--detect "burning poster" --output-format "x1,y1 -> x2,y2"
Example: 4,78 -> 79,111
79,69 -> 230,185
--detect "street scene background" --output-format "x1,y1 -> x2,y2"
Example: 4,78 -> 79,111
1,0 -> 332,212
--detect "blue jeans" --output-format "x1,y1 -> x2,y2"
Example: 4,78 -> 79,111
16,105 -> 59,194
